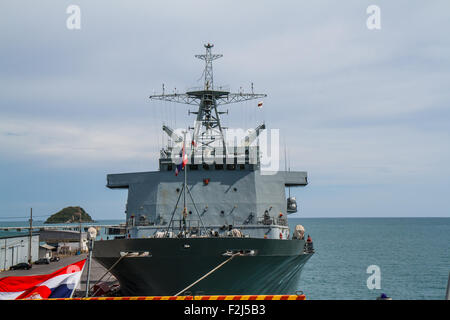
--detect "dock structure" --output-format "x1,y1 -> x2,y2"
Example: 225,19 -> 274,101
0,224 -> 125,244
0,225 -> 125,268
46,294 -> 306,301
0,232 -> 39,271
0,224 -> 123,232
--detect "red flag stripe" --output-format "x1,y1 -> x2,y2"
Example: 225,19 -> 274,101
0,259 -> 85,293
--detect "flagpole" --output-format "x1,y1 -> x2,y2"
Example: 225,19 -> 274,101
183,130 -> 187,236
28,208 -> 32,264
85,239 -> 94,297
71,260 -> 86,299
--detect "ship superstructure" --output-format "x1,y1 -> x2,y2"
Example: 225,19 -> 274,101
93,44 -> 313,296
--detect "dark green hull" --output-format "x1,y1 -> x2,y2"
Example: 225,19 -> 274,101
93,237 -> 313,296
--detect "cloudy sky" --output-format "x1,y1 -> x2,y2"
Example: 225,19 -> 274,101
1,1 -> 449,220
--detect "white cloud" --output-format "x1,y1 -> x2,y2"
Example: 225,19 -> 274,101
0,116 -> 161,168
286,124 -> 450,186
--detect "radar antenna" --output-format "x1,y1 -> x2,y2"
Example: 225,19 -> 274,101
195,43 -> 223,91
149,43 -> 267,160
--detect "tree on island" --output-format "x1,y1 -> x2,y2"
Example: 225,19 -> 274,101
45,206 -> 94,224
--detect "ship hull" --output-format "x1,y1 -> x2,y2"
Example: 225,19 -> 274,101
93,237 -> 313,296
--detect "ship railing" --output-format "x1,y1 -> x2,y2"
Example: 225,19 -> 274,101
137,217 -> 289,231
186,85 -> 230,92
276,217 -> 288,226
254,216 -> 288,227
256,217 -> 274,226
165,219 -> 204,234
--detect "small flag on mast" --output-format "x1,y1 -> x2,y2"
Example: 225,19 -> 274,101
175,144 -> 188,176
257,101 -> 263,108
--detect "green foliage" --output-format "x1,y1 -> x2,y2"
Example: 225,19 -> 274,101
45,206 -> 94,224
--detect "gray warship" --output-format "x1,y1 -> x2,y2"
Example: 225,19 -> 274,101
93,44 -> 314,296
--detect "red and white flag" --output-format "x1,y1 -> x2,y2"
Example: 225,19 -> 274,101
175,143 -> 188,176
0,259 -> 86,300
257,101 -> 263,108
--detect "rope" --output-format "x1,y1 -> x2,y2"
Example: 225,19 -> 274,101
174,253 -> 239,296
88,253 -> 130,296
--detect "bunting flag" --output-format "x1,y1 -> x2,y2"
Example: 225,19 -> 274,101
175,144 -> 188,176
0,259 -> 86,300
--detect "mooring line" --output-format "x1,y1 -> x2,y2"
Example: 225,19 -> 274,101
174,253 -> 240,297
88,253 -> 130,297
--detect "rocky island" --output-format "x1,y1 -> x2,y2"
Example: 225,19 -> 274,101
44,206 -> 95,224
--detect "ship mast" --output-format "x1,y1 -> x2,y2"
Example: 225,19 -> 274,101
195,43 -> 222,91
182,131 -> 187,234
149,43 -> 267,161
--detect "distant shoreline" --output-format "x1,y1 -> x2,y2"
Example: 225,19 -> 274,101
0,219 -> 125,227
43,220 -> 97,224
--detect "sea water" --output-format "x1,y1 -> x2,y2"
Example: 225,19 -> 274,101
289,217 -> 450,300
